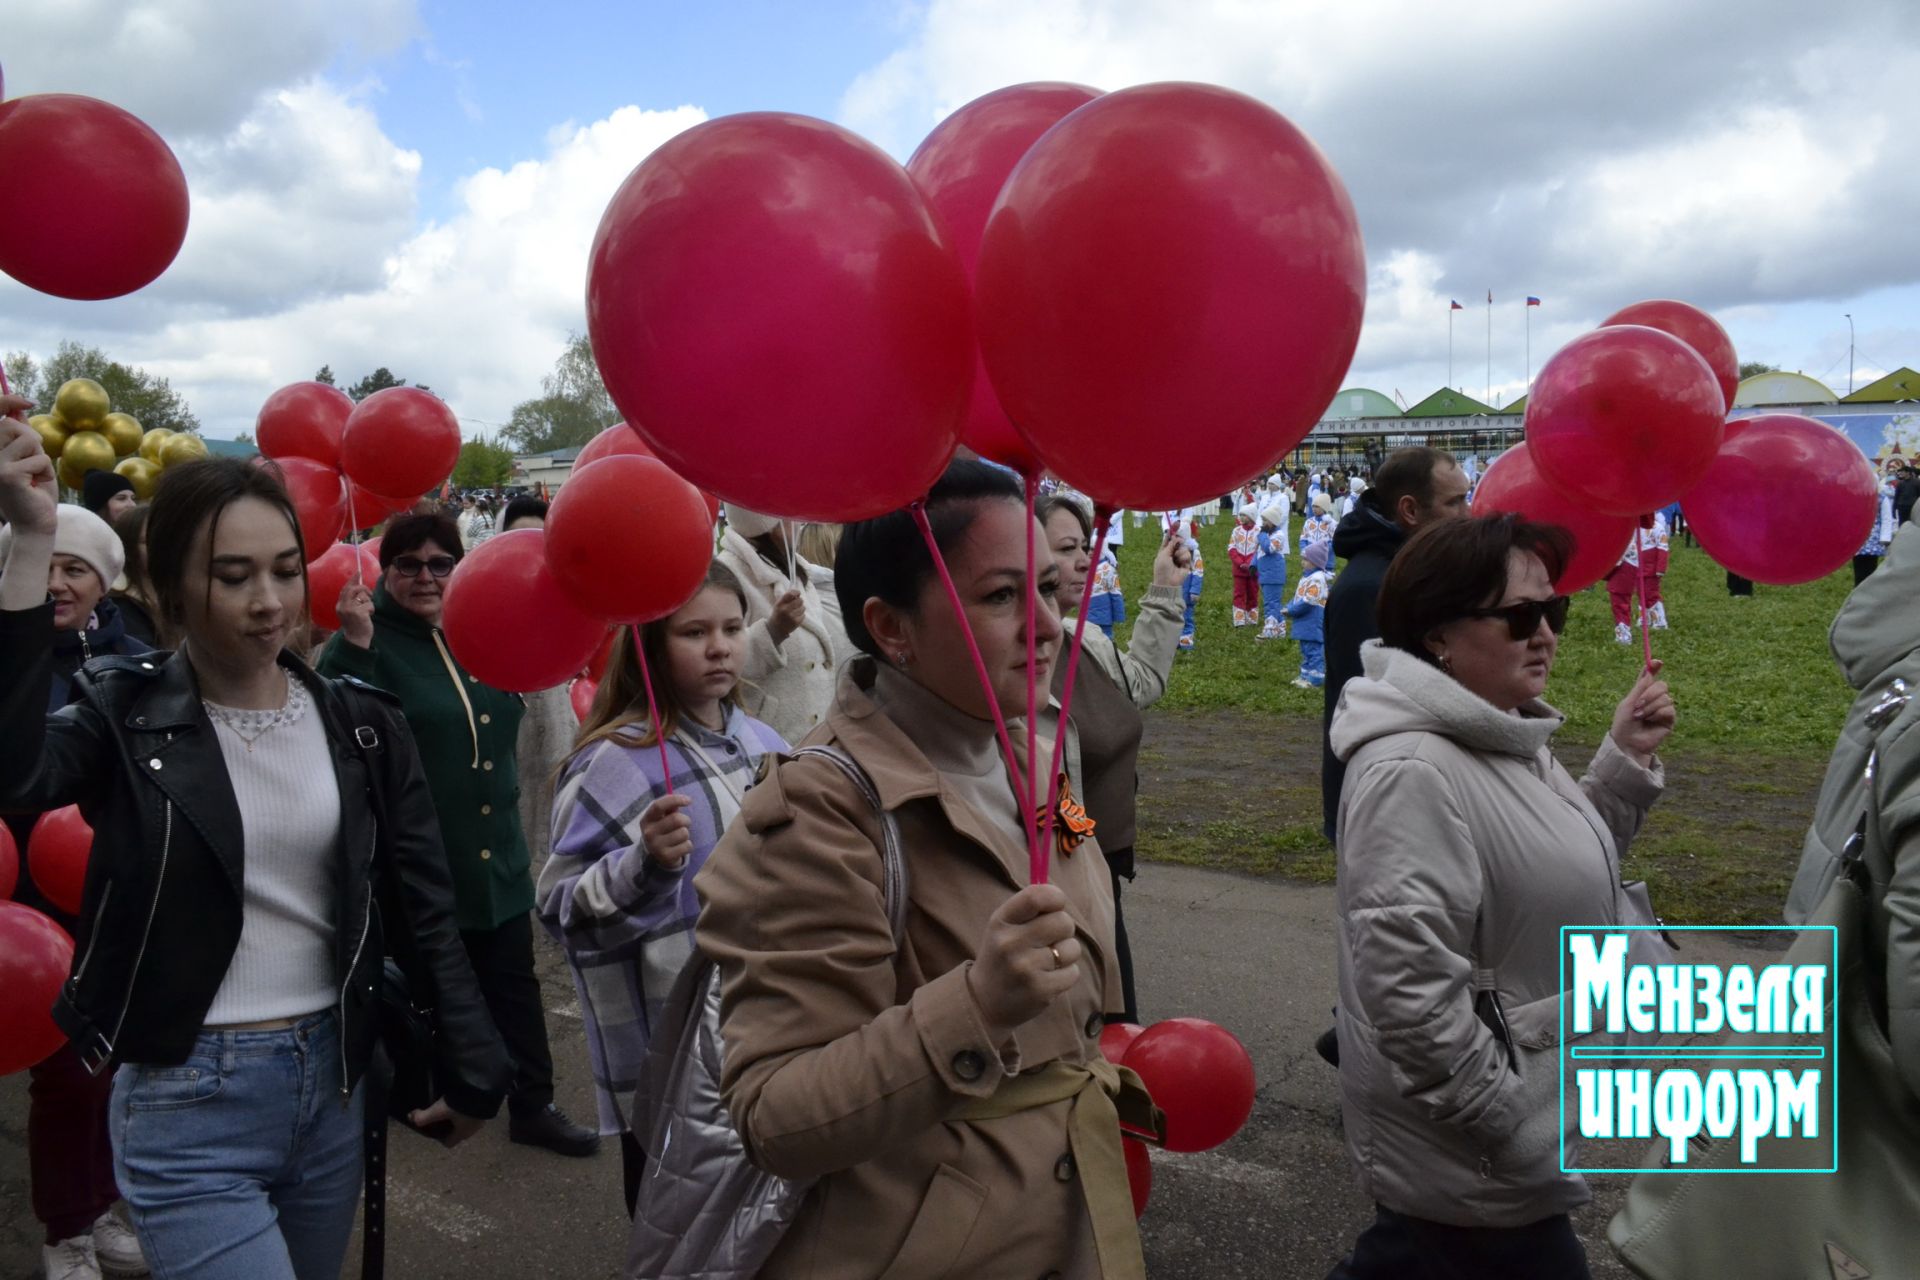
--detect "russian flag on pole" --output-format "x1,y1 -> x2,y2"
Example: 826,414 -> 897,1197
1526,296 -> 1541,306
1450,300 -> 1463,311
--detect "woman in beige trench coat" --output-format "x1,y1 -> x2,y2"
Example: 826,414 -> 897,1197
694,460 -> 1155,1280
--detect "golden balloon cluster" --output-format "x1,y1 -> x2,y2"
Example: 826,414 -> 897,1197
26,377 -> 207,499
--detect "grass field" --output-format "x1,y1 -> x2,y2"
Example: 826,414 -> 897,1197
1107,510 -> 1862,925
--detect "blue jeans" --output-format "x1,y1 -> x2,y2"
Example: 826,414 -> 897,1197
111,1012 -> 365,1280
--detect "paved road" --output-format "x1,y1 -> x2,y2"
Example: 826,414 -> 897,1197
1,864 -> 1780,1278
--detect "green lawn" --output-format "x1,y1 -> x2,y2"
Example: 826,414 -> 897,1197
1108,510 -> 1861,925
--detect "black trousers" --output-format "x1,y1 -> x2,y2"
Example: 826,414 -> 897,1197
459,912 -> 556,1116
1726,571 -> 1754,597
1328,1206 -> 1591,1280
1854,553 -> 1881,586
1103,852 -> 1139,1026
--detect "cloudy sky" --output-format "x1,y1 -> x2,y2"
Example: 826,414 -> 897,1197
3,0 -> 1916,439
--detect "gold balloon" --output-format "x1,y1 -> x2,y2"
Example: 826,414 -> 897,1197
60,429 -> 116,482
54,378 -> 111,432
159,432 -> 210,468
59,457 -> 89,492
27,413 -> 69,456
101,411 -> 144,456
115,456 -> 162,500
138,427 -> 175,463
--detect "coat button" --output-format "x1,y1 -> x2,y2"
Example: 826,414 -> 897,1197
134,716 -> 147,726
149,759 -> 162,770
952,1050 -> 986,1082
468,675 -> 478,683
1085,1012 -> 1103,1039
1053,1153 -> 1075,1183
480,804 -> 492,816
482,760 -> 493,771
140,661 -> 154,670
479,713 -> 491,725
480,849 -> 491,860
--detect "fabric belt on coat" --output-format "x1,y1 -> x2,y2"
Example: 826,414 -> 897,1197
949,1058 -> 1164,1280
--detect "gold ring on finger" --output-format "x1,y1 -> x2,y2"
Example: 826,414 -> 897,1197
1048,944 -> 1064,969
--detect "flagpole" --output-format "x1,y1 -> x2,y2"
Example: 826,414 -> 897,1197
1526,305 -> 1532,389
1449,308 -> 1454,389
1485,291 -> 1492,405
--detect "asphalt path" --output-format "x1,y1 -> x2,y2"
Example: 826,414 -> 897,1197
2,863 -> 1779,1278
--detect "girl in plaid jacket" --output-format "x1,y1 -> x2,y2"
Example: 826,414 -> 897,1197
536,563 -> 788,1209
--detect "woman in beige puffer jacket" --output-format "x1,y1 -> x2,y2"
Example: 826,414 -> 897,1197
1326,514 -> 1675,1279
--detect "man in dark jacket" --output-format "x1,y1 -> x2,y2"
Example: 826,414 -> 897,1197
1895,463 -> 1919,527
1321,446 -> 1471,840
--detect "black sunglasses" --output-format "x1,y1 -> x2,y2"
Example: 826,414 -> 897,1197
1460,595 -> 1570,640
392,554 -> 458,580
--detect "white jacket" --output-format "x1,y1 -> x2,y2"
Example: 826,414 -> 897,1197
1329,641 -> 1662,1227
715,527 -> 852,744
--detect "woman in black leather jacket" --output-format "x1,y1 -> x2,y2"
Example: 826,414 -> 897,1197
0,408 -> 510,1280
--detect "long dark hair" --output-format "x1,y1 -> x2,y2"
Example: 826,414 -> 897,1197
146,458 -> 309,632
567,563 -> 750,757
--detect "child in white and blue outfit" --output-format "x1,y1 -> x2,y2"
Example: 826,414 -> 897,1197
1255,503 -> 1289,640
1085,542 -> 1126,639
1285,539 -> 1332,687
1175,518 -> 1204,650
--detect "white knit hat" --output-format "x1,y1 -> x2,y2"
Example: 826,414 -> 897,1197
1260,504 -> 1285,527
0,503 -> 125,590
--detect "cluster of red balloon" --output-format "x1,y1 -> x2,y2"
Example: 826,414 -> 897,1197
0,809 -> 92,1078
1099,1017 -> 1258,1217
1480,299 -> 1878,592
257,381 -> 463,626
0,91 -> 189,300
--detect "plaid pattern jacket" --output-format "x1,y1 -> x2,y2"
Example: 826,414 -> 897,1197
536,706 -> 787,1133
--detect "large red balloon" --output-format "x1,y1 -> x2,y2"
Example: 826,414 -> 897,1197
1602,299 -> 1739,413
0,903 -> 74,1075
271,457 -> 346,557
1123,1017 -> 1256,1153
546,456 -> 717,624
340,387 -> 462,500
1123,1136 -> 1153,1219
0,822 -> 17,900
574,424 -> 720,524
442,530 -> 610,692
29,805 -> 92,916
1525,325 -> 1726,517
974,83 -> 1366,510
1099,1021 -> 1145,1064
306,540 -> 382,632
586,112 -> 971,522
345,482 -> 412,532
1684,415 -> 1879,585
0,95 -> 190,300
256,381 -> 353,467
1470,444 -> 1637,593
907,82 -> 1102,474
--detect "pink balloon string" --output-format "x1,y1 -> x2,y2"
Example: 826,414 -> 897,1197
1023,472 -> 1043,880
1634,514 -> 1654,673
631,622 -> 675,797
909,502 -> 1036,855
1039,505 -> 1113,868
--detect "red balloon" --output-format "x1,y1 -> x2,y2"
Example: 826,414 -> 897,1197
1602,299 -> 1739,413
271,457 -> 346,557
586,112 -> 970,522
0,822 -> 17,900
1525,325 -> 1726,517
442,530 -> 610,692
28,806 -> 92,916
545,456 -> 716,624
975,83 -> 1365,510
0,95 -> 189,300
908,82 -> 1103,473
1684,414 -> 1879,585
340,387 -> 462,500
584,628 -> 618,683
306,539 -> 382,632
575,424 -> 720,524
256,381 -> 353,467
1123,1017 -> 1256,1153
0,902 -> 74,1075
1123,1136 -> 1153,1218
1470,444 -> 1637,593
569,677 -> 599,724
1099,1021 -> 1145,1064
345,482 -> 411,532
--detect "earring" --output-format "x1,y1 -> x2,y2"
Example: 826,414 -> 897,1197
1439,653 -> 1453,675
893,651 -> 910,668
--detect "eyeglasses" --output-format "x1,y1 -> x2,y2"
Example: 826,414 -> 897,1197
392,554 -> 457,580
1460,595 -> 1570,640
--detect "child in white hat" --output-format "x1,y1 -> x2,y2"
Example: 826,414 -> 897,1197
1255,504 -> 1289,639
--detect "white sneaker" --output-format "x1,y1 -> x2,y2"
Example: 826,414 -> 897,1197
1614,622 -> 1632,644
92,1209 -> 149,1277
43,1237 -> 101,1280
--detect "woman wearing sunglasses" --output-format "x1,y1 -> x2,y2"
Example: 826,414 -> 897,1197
1324,513 -> 1675,1279
319,513 -> 599,1158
